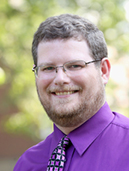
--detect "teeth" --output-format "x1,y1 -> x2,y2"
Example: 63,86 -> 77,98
55,91 -> 74,95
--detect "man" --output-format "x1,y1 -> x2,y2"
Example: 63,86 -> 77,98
14,14 -> 129,171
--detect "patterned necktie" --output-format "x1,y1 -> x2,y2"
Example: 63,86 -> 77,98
47,135 -> 70,171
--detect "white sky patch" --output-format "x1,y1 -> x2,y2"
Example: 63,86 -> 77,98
124,0 -> 129,21
9,0 -> 25,9
110,64 -> 127,86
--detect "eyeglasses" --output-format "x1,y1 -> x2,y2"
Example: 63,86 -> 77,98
32,59 -> 101,79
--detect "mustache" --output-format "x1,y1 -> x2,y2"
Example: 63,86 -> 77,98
47,85 -> 82,93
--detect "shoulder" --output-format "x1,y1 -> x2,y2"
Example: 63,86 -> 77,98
112,112 -> 129,130
25,132 -> 53,158
99,112 -> 129,145
13,132 -> 53,171
103,112 -> 129,142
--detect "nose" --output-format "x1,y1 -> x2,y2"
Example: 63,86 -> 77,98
53,67 -> 70,85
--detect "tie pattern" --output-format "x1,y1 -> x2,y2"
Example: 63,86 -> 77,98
47,136 -> 70,171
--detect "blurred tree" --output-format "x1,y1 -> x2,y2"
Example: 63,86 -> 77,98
0,0 -> 129,140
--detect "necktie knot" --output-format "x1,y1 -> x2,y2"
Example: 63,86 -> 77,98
59,136 -> 70,149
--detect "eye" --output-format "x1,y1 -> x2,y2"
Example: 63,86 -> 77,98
71,64 -> 82,68
40,65 -> 55,72
66,62 -> 85,71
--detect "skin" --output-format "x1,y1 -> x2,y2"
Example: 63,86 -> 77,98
36,39 -> 111,135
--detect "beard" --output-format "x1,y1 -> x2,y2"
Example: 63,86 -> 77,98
36,77 -> 105,128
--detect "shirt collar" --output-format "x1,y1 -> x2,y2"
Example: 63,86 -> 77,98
51,102 -> 114,156
68,102 -> 114,156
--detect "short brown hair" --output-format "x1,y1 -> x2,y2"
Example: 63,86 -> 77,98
32,14 -> 107,66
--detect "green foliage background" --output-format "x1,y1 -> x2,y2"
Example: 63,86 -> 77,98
0,0 -> 129,140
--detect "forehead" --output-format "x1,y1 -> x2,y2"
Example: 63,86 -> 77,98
37,39 -> 92,65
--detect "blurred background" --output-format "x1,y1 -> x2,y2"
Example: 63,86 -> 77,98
0,0 -> 129,170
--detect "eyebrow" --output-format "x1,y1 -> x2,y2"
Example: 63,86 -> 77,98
38,62 -> 55,67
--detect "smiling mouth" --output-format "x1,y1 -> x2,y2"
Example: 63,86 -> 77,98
52,90 -> 79,96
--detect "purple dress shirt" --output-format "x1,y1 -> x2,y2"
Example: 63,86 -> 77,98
14,102 -> 129,171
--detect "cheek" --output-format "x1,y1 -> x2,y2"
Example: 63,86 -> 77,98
74,74 -> 99,92
36,78 -> 51,91
73,74 -> 89,86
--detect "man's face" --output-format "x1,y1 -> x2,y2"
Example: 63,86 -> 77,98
36,39 -> 105,128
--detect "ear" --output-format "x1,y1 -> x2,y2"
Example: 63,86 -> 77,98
100,58 -> 111,85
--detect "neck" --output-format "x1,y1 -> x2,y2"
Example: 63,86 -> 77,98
55,122 -> 85,135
